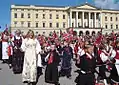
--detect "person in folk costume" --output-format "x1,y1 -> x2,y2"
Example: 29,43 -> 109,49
74,41 -> 79,60
7,35 -> 13,69
0,33 -> 2,60
97,43 -> 109,85
37,38 -> 43,77
70,41 -> 75,59
75,42 -> 96,85
109,39 -> 119,85
76,41 -> 85,64
1,28 -> 9,63
105,39 -> 116,71
11,29 -> 24,73
45,43 -> 60,85
59,39 -> 73,79
21,30 -> 42,85
55,39 -> 63,59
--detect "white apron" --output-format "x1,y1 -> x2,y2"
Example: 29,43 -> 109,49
2,42 -> 9,59
37,54 -> 42,67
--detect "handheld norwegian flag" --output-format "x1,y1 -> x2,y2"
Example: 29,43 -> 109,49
94,34 -> 103,45
4,24 -> 8,32
52,31 -> 57,39
68,27 -> 74,35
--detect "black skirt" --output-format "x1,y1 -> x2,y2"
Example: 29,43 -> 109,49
12,49 -> 24,74
110,64 -> 119,83
45,64 -> 59,84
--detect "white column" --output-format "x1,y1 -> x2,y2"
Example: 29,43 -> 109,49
70,11 -> 72,27
68,13 -> 70,28
89,12 -> 90,28
82,12 -> 84,28
94,12 -> 96,28
76,11 -> 78,27
100,12 -> 102,28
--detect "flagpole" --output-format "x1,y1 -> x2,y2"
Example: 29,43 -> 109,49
99,3 -> 103,33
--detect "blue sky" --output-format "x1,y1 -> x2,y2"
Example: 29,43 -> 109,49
0,0 -> 119,31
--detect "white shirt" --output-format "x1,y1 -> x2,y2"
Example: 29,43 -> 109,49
100,50 -> 109,62
77,47 -> 85,56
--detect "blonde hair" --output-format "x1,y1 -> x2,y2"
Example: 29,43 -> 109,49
26,29 -> 35,39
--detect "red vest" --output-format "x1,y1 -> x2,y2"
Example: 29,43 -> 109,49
48,52 -> 54,64
115,50 -> 119,60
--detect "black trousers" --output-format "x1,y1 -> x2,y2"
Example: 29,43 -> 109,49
77,73 -> 95,85
8,55 -> 12,64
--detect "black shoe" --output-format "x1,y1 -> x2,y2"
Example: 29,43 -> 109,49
2,60 -> 6,64
67,76 -> 72,79
8,64 -> 12,69
55,82 -> 60,85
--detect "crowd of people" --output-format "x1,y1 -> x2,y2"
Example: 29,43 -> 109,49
0,28 -> 119,85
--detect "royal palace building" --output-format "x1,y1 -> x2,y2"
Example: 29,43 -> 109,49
11,3 -> 119,35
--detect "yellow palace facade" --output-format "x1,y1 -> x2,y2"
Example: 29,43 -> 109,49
11,3 -> 119,35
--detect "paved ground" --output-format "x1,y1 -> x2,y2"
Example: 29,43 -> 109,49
0,60 -> 79,85
0,59 -> 113,85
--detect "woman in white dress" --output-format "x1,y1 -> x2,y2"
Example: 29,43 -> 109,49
21,30 -> 42,85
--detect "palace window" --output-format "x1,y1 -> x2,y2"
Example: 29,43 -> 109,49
105,24 -> 108,29
14,13 -> 17,18
56,14 -> 59,19
111,24 -> 113,29
72,23 -> 74,27
63,22 -> 66,28
56,23 -> 59,28
28,22 -> 31,27
105,16 -> 107,21
116,25 -> 118,29
63,15 -> 65,19
49,23 -> 52,28
110,17 -> 113,21
21,13 -> 24,18
49,14 -> 52,19
72,13 -> 75,19
36,14 -> 38,18
43,23 -> 45,28
36,22 -> 38,28
116,17 -> 118,21
14,21 -> 17,27
28,13 -> 30,18
21,21 -> 24,27
43,14 -> 45,19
